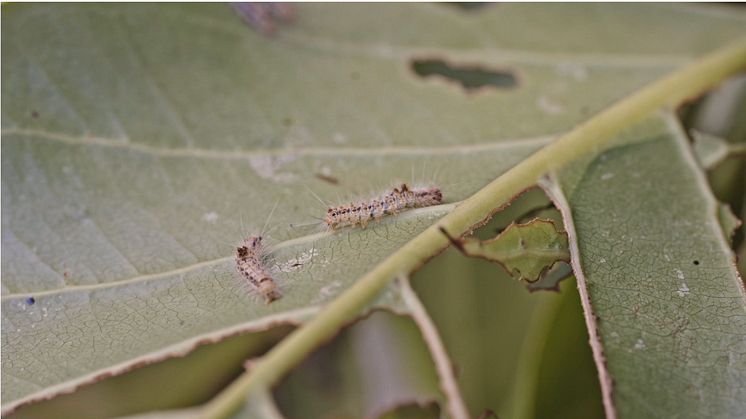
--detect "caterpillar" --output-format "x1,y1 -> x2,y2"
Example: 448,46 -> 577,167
235,235 -> 282,304
322,183 -> 443,233
233,201 -> 282,304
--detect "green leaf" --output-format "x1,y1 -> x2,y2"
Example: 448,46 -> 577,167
3,3 -> 746,418
717,203 -> 741,245
448,219 -> 570,282
691,129 -> 746,170
692,130 -> 732,169
542,112 -> 746,418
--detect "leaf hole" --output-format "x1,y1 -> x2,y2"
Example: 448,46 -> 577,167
693,260 -> 699,265
442,3 -> 493,12
410,59 -> 518,92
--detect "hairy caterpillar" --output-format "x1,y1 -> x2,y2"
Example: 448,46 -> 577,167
300,183 -> 443,233
235,235 -> 281,304
233,201 -> 282,304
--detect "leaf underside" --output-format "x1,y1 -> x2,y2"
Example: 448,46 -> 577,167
2,3 -> 746,418
547,113 -> 746,418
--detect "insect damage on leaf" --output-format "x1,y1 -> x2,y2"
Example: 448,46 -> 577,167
410,59 -> 518,92
526,261 -> 574,293
442,219 -> 571,283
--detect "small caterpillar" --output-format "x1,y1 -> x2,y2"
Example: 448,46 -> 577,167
233,201 -> 282,304
235,236 -> 282,304
322,183 -> 442,233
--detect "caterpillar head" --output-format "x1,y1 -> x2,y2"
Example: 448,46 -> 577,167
241,236 -> 263,250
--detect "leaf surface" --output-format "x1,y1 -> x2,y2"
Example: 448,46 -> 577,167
2,2 -> 746,416
542,112 -> 746,418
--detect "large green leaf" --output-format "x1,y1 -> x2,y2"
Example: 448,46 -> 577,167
2,3 -> 746,417
541,112 -> 746,418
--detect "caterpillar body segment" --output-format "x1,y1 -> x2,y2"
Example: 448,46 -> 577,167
323,184 -> 443,233
235,236 -> 282,304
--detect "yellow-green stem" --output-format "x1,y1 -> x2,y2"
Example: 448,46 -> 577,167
201,36 -> 746,419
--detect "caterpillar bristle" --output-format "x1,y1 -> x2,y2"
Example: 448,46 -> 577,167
321,183 -> 444,233
235,236 -> 282,304
233,200 -> 283,304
